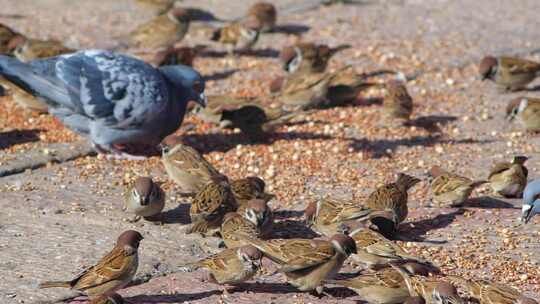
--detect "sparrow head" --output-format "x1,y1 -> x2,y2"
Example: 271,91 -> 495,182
7,35 -> 26,53
248,2 -> 277,22
432,282 -> 463,304
269,76 -> 286,93
396,173 -> 421,191
517,296 -> 538,304
403,297 -> 426,304
329,234 -> 357,256
238,245 -> 263,269
304,201 -> 317,225
279,46 -> 302,73
428,166 -> 446,179
512,155 -> 529,165
116,230 -> 144,250
168,7 -> 190,24
160,135 -> 183,153
132,176 -> 159,206
244,199 -> 271,228
247,176 -> 266,192
478,56 -> 498,80
506,97 -> 527,121
158,65 -> 206,107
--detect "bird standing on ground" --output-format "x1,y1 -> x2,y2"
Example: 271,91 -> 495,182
506,97 -> 540,132
383,79 -> 414,122
0,50 -> 206,158
38,231 -> 143,300
151,45 -> 206,67
428,166 -> 487,207
211,19 -> 261,54
129,7 -> 191,50
187,176 -> 238,235
488,156 -> 528,198
279,42 -> 351,74
479,56 -> 540,91
161,138 -> 222,195
124,176 -> 165,222
220,212 -> 261,248
521,178 -> 540,224
447,276 -> 538,304
243,234 -> 357,294
180,245 -> 263,294
365,173 -> 421,232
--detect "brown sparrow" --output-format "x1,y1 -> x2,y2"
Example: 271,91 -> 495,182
192,94 -> 259,125
161,137 -> 222,195
365,173 -> 421,230
506,97 -> 540,132
479,56 -> 540,91
383,80 -> 413,122
183,245 -> 262,293
247,2 -> 277,33
230,176 -> 274,206
343,221 -> 435,270
187,175 -> 238,235
13,38 -> 74,62
0,78 -> 48,113
392,265 -> 464,304
488,156 -> 528,198
129,7 -> 190,50
327,267 -> 412,304
151,45 -> 206,67
274,70 -> 336,110
447,276 -> 537,304
304,197 -> 373,237
0,23 -> 23,54
124,176 -> 165,222
428,166 -> 487,207
279,42 -> 351,74
39,230 -> 143,299
89,293 -> 124,304
211,19 -> 260,54
220,212 -> 261,248
236,199 -> 273,237
243,234 -> 357,294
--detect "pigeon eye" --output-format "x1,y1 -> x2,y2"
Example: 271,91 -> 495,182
192,81 -> 203,93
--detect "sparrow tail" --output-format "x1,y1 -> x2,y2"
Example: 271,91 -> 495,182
330,44 -> 352,55
38,281 -> 72,289
186,221 -> 210,234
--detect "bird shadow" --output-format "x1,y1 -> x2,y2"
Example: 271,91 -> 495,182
125,290 -> 221,303
273,210 -> 305,220
398,208 -> 466,242
270,219 -> 318,239
348,136 -> 492,159
186,8 -> 224,22
182,131 -> 333,154
236,48 -> 280,58
0,129 -> 42,149
462,196 -> 519,209
354,97 -> 383,106
161,203 -> 191,225
404,115 -> 457,133
203,69 -> 240,81
270,24 -> 311,35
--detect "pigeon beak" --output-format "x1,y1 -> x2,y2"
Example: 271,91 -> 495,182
197,92 -> 207,107
522,204 -> 532,224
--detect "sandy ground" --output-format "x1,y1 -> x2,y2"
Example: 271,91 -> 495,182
1,0 -> 540,303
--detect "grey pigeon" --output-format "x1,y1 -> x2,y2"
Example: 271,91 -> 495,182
0,49 -> 206,158
522,178 -> 540,224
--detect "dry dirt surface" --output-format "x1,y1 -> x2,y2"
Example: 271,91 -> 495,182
1,0 -> 540,303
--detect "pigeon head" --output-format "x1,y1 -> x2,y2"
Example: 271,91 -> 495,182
159,65 -> 206,107
522,197 -> 540,224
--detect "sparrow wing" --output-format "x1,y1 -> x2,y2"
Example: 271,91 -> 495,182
488,162 -> 512,179
501,56 -> 540,75
167,145 -> 221,181
72,247 -> 135,290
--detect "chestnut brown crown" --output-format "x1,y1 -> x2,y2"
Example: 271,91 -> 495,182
116,230 -> 144,249
478,56 -> 497,80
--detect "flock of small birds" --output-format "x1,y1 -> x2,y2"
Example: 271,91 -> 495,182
1,0 -> 540,304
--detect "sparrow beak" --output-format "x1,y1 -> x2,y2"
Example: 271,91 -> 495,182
521,204 -> 533,224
